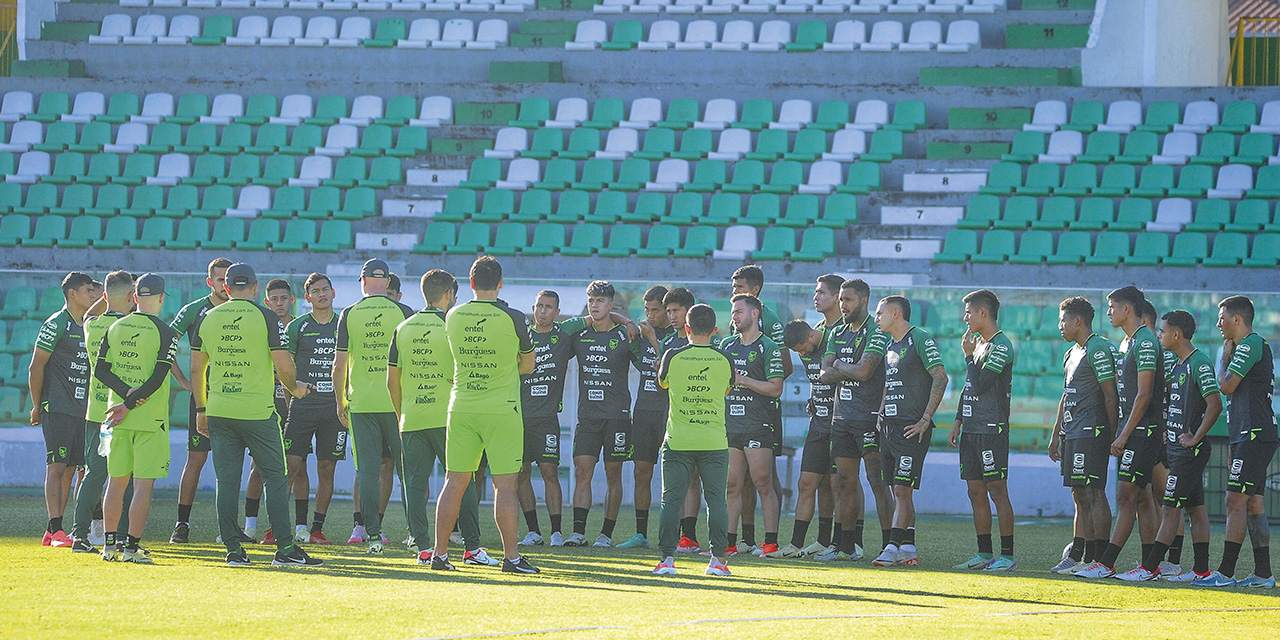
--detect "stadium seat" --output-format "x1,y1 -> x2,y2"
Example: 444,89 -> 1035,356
1203,232 -> 1248,267
1096,100 -> 1143,134
1207,164 -> 1252,199
1126,232 -> 1168,266
933,229 -> 975,263
1174,100 -> 1219,134
970,229 -> 1013,263
1008,229 -> 1052,264
1038,130 -> 1082,164
937,19 -> 979,52
715,225 -> 757,259
860,20 -> 903,51
1084,231 -> 1129,265
1244,234 -> 1280,267
1051,231 -> 1096,264
1162,232 -> 1207,267
751,227 -> 795,261
899,20 -> 941,52
1147,198 -> 1192,233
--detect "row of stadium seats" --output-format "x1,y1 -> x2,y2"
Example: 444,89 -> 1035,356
0,185 -> 376,219
591,0 -> 1003,14
1020,99 -> 1280,135
117,0 -> 535,11
501,97 -> 924,132
438,189 -> 860,225
979,162 -> 1280,199
0,123 -> 430,157
1,152 -> 405,188
1001,130 -> 1279,165
459,157 -> 884,193
0,91 -> 454,127
0,215 -> 354,251
565,18 -> 979,51
958,196 -> 1279,233
93,14 -> 512,48
935,228 -> 1280,268
487,127 -> 880,161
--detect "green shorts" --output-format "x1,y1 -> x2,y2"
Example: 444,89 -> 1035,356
106,428 -> 171,479
447,411 -> 522,476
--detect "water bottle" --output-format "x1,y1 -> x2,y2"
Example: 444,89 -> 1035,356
98,419 -> 114,457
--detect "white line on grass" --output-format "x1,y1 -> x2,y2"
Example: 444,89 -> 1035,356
992,607 -> 1280,617
666,613 -> 944,626
407,626 -> 629,640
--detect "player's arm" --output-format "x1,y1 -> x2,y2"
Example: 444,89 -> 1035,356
192,346 -> 210,436
332,307 -> 351,425
906,336 -> 948,442
27,347 -> 50,425
656,350 -> 675,390
169,361 -> 191,392
1100,378 -> 1119,436
1048,394 -> 1065,462
1218,335 -> 1258,395
839,330 -> 890,382
514,309 -> 536,375
93,334 -> 133,401
819,353 -> 846,384
387,329 -> 403,415
1113,338 -> 1158,453
85,293 -> 107,318
263,307 -> 302,396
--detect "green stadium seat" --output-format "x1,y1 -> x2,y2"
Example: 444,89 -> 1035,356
96,216 -> 137,249
671,129 -> 713,160
474,189 -> 513,223
237,218 -> 281,251
751,227 -> 796,261
27,214 -> 66,247
348,124 -> 392,158
934,229 -> 976,263
169,93 -> 210,125
776,194 -> 818,228
1225,199 -> 1270,232
335,187 -> 375,221
1061,100 -> 1103,132
1110,198 -> 1153,231
1056,163 -> 1098,196
138,123 -> 180,154
658,99 -> 700,130
237,94 -> 278,125
133,217 -> 173,249
1002,305 -> 1039,336
193,15 -> 233,45
0,387 -> 22,420
599,224 -> 641,257
723,160 -> 764,193
115,154 -> 157,186
1162,232 -> 1208,267
1136,101 -> 1179,133
733,99 -> 774,132
510,98 -> 552,128
1191,132 -> 1235,165
761,160 -> 802,194
204,217 -> 245,250
585,190 -> 625,224
740,193 -> 779,226
1032,197 -> 1076,230
784,128 -> 828,163
664,192 -> 699,225
511,189 -> 551,223
584,98 -> 624,129
262,186 -> 303,219
488,222 -> 528,256
603,20 -> 642,50
609,158 -> 650,191
86,183 -> 127,216
978,162 -> 1021,195
1091,164 -> 1135,197
1126,231 -> 1168,265
246,124 -> 283,155
307,96 -> 348,126
31,121 -> 75,152
747,129 -> 789,162
787,21 -> 828,52
1203,232 -> 1248,267
194,185 -> 234,218
562,223 -> 604,257
838,161 -> 881,195
1243,234 -> 1280,268
122,184 -> 163,217
99,92 -> 141,123
277,219 -> 318,252
17,183 -> 57,215
221,155 -> 261,187
637,224 -> 679,258
634,128 -> 675,160
1128,164 -> 1173,198
5,321 -> 40,354
994,196 -> 1037,230
970,229 -> 1014,263
1017,163 -> 1059,196
1009,229 -> 1052,264
1076,132 -> 1119,164
1047,230 -> 1091,265
0,182 -> 18,210
685,159 -> 725,191
792,227 -> 835,261
861,129 -> 904,162
312,220 -> 352,252
1030,307 -> 1063,339
1230,133 -> 1274,166
167,217 -> 208,250
812,100 -> 850,131
413,221 -> 456,254
1115,130 -> 1158,165
1246,166 -> 1280,199
388,127 -> 428,158
185,154 -> 223,187
1215,101 -> 1258,134
1084,231 -> 1130,265
548,189 -> 589,223
1168,164 -> 1213,198
887,100 -> 926,132
705,193 -> 740,226
29,92 -> 69,123
298,186 -> 338,220
53,184 -> 93,216
523,222 -> 565,256
534,158 -> 574,191
819,193 -> 858,227
1002,131 -> 1045,163
572,158 -> 613,191
44,151 -> 82,185
71,122 -> 111,154
178,123 -> 217,154
365,18 -> 406,48
674,225 -> 716,258
1184,199 -> 1230,232
525,128 -> 563,159
281,125 -> 322,155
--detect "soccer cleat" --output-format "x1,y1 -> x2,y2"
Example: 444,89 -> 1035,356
101,544 -> 121,562
898,549 -> 919,566
1191,570 -> 1236,587
955,554 -> 994,570
1166,569 -> 1209,583
1050,557 -> 1084,574
449,531 -> 465,546
745,544 -> 763,557
46,530 -> 74,548
294,525 -> 310,544
41,531 -> 52,546
348,525 -> 367,544
813,548 -> 852,562
779,543 -> 805,558
654,557 -> 677,576
563,532 -> 589,547
170,523 -> 190,544
800,541 -> 828,557
464,548 -> 501,566
593,534 -> 613,548
416,550 -> 434,565
225,550 -> 251,567
617,534 -> 649,549
367,540 -> 384,555
89,520 -> 106,546
760,543 -> 782,558
260,529 -> 277,546
430,554 -> 456,571
1236,574 -> 1276,588
71,538 -> 98,554
502,556 -> 541,574
676,536 -> 700,554
1074,562 -> 1116,579
705,558 -> 731,577
272,546 -> 323,567
309,531 -> 333,545
242,525 -> 257,540
724,545 -> 738,557
519,532 -> 545,547
1115,566 -> 1159,581
122,547 -> 153,565
1158,562 -> 1181,577
984,557 -> 1017,572
549,532 -> 565,547
871,547 -> 898,567
850,544 -> 864,561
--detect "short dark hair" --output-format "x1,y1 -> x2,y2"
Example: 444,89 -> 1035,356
962,289 -> 1000,321
816,274 -> 845,295
881,295 -> 911,322
208,257 -> 232,277
388,273 -> 401,294
470,255 -> 503,290
303,273 -> 331,292
840,278 -> 870,299
1107,285 -> 1145,312
586,280 -> 616,300
1138,299 -> 1157,324
643,285 -> 669,304
731,293 -> 762,315
1059,296 -> 1095,326
536,290 -> 560,306
686,304 -> 717,336
1162,309 -> 1196,339
663,287 -> 695,309
421,269 -> 457,305
266,278 -> 291,295
104,270 -> 133,297
731,265 -> 764,292
1218,295 -> 1254,326
783,320 -> 813,350
61,272 -> 94,296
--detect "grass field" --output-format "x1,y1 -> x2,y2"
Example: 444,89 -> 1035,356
5,487 -> 1279,639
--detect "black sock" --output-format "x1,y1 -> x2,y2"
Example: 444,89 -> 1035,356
524,510 -> 541,534
791,519 -> 811,548
573,507 -> 589,535
636,509 -> 649,537
177,503 -> 192,524
882,528 -> 892,548
48,517 -> 63,533
1068,537 -> 1085,562
105,531 -> 117,546
1083,540 -> 1097,563
681,517 -> 698,542
1141,543 -> 1153,564
93,502 -> 104,520
311,511 -> 326,534
816,517 -> 832,547
889,527 -> 906,547
1254,546 -> 1272,579
353,511 -> 364,527
245,498 -> 260,519
905,527 -> 916,546
601,518 -> 616,538
853,519 -> 865,548
1001,535 -> 1014,557
550,513 -> 562,535
977,534 -> 993,555
1168,535 -> 1185,564
840,530 -> 858,555
833,521 -> 843,545
764,531 -> 778,546
742,524 -> 756,547
1193,541 -> 1210,574
1100,543 -> 1122,569
1218,540 -> 1243,577
295,499 -> 309,527
125,534 -> 141,550
728,532 -> 737,548
1142,541 -> 1169,572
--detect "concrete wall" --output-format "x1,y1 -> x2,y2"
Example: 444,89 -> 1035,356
1083,0 -> 1229,87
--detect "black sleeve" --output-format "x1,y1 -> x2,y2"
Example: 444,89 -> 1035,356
965,357 -> 1002,396
260,303 -> 286,350
123,361 -> 171,409
94,334 -> 133,401
504,306 -> 534,353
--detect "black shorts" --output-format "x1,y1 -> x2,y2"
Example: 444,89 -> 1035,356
186,396 -> 211,452
43,411 -> 85,466
800,417 -> 835,475
283,403 -> 347,461
630,410 -> 667,464
728,426 -> 775,451
831,417 -> 879,460
1062,433 -> 1109,488
1227,440 -> 1280,496
882,419 -> 931,490
523,415 -> 561,465
1116,426 -> 1160,488
959,431 -> 1009,482
573,417 -> 631,462
1164,443 -> 1211,509
771,405 -> 784,456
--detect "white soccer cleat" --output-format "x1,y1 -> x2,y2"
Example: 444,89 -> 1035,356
779,543 -> 805,558
1049,557 -> 1083,573
449,531 -> 465,546
654,556 -> 676,576
520,532 -> 545,546
348,525 -> 368,544
800,541 -> 828,557
1074,562 -> 1116,579
871,546 -> 899,567
464,548 -> 501,566
705,557 -> 731,576
1115,566 -> 1159,581
243,525 -> 257,540
898,548 -> 919,566
1165,569 -> 1208,583
367,540 -> 384,555
294,525 -> 310,544
563,532 -> 589,547
549,532 -> 565,547
89,520 -> 106,546
593,534 -> 613,548
1158,562 -> 1182,577
744,544 -> 762,557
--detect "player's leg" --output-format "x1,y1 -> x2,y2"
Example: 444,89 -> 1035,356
679,470 -> 702,552
517,424 -> 541,544
491,471 -> 522,561
862,435 -> 895,549
312,459 -> 336,543
817,471 -> 836,549
655,447 -> 691,573
788,471 -> 821,555
538,462 -> 563,541
400,430 -> 432,553
121,477 -> 155,561
595,419 -> 630,546
430,413 -> 480,568
481,413 -> 537,573
739,468 -> 757,552
241,417 -> 295,554
286,453 -> 310,543
568,421 -> 603,546
725,446 -> 748,553
245,460 -> 263,538
350,475 -> 365,543
437,435 -> 486,565
383,416 -> 408,546
208,417 -> 249,556
986,479 -> 1016,570
745,445 -> 780,556
72,420 -> 107,547
41,413 -> 74,545
1242,493 -> 1272,585
699,450 -> 732,574
830,456 -> 863,559
1056,486 -> 1090,572
100,472 -> 132,560
378,455 -> 395,523
350,414 -> 386,550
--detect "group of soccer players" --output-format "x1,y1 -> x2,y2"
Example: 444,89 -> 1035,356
26,256 -> 1276,583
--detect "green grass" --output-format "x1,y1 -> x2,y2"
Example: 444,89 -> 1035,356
4,488 -> 1278,638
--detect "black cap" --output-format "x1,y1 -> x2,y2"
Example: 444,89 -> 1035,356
361,259 -> 390,279
226,263 -> 256,287
135,273 -> 165,297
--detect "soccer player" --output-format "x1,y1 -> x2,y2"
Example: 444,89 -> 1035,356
949,289 -> 1017,572
868,296 -> 947,567
247,278 -> 296,545
193,263 -> 320,567
333,259 -> 414,554
71,271 -> 135,553
95,273 -> 180,564
283,273 -> 344,545
389,269 -> 494,567
819,279 -> 893,561
662,287 -> 708,554
779,273 -> 845,558
1077,286 -> 1164,579
1118,309 -> 1220,582
388,273 -> 403,301
1141,299 -> 1186,574
620,285 -> 677,549
566,281 -> 653,547
430,256 -> 539,573
170,257 -> 232,544
653,303 -> 735,577
349,270 -> 404,543
1195,296 -> 1278,588
30,271 -> 95,547
720,294 -> 785,558
1048,297 -> 1117,575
